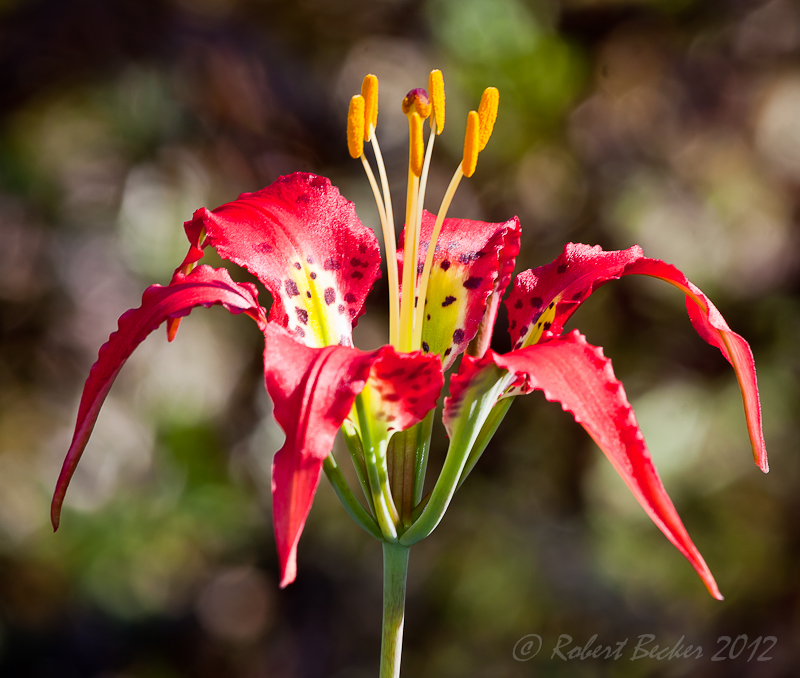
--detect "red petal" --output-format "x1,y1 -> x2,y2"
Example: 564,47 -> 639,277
264,327 -> 442,587
51,266 -> 266,530
365,346 -> 443,433
398,211 -> 520,369
185,173 -> 381,347
448,331 -> 723,599
506,243 -> 767,472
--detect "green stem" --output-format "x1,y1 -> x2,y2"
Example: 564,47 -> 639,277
412,410 -> 435,506
380,542 -> 410,678
342,424 -> 377,515
356,394 -> 400,540
400,369 -> 511,546
322,454 -> 382,541
456,397 -> 514,490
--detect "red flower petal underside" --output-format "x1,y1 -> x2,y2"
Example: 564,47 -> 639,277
450,331 -> 722,599
506,243 -> 767,472
51,266 -> 266,530
186,173 -> 381,347
398,211 -> 521,369
366,346 -> 444,433
264,325 -> 376,587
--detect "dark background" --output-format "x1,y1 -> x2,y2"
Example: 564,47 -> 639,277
0,0 -> 798,675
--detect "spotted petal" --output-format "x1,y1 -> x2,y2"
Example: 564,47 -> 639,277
182,173 -> 381,348
264,326 -> 442,587
445,331 -> 722,600
506,243 -> 767,472
398,211 -> 520,369
51,266 -> 266,530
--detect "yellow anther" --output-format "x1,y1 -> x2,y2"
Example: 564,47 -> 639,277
409,112 -> 424,177
477,87 -> 499,151
347,94 -> 365,159
462,110 -> 479,177
401,88 -> 431,119
361,74 -> 379,141
428,70 -> 445,134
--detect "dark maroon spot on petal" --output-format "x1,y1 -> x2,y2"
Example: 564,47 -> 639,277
344,293 -> 357,303
351,271 -> 363,279
259,243 -> 274,253
519,325 -> 528,336
557,264 -> 567,274
453,329 -> 465,343
283,313 -> 290,325
548,302 -> 555,309
296,194 -> 310,204
294,262 -> 302,270
422,341 -> 429,352
324,257 -> 341,271
348,308 -> 356,317
296,308 -> 309,324
509,320 -> 517,330
408,397 -> 418,404
442,296 -> 456,307
386,415 -> 396,423
295,327 -> 305,338
384,394 -> 400,402
285,280 -> 300,296
463,276 -> 482,290
514,299 -> 523,309
417,263 -> 424,275
444,348 -> 452,357
307,256 -> 314,264
427,314 -> 431,321
440,260 -> 451,271
359,243 -> 367,254
338,304 -> 346,314
310,272 -> 317,280
324,288 -> 336,305
384,368 -> 405,378
530,296 -> 542,308
572,291 -> 583,300
350,257 -> 363,267
306,291 -> 312,298
414,296 -> 418,308
459,251 -> 479,264
514,342 -> 521,350
543,322 -> 551,331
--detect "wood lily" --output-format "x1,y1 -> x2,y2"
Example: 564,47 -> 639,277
52,71 -> 767,677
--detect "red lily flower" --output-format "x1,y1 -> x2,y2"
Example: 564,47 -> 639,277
52,72 -> 767,609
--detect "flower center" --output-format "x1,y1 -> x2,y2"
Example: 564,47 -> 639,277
347,71 -> 499,353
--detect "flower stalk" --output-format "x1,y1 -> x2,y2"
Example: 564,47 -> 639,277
380,542 -> 410,678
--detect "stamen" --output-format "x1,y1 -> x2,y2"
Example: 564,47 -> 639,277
347,95 -> 366,159
477,87 -> 499,152
408,112 -> 424,177
361,74 -> 379,142
462,110 -> 480,178
428,70 -> 445,134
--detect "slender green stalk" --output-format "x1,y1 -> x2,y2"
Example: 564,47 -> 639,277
356,394 -> 400,540
456,397 -> 514,490
412,409 -> 435,506
342,424 -> 377,515
323,455 -> 382,540
380,542 -> 410,678
400,369 -> 511,545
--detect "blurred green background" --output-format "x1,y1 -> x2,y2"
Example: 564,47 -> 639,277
0,0 -> 798,675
